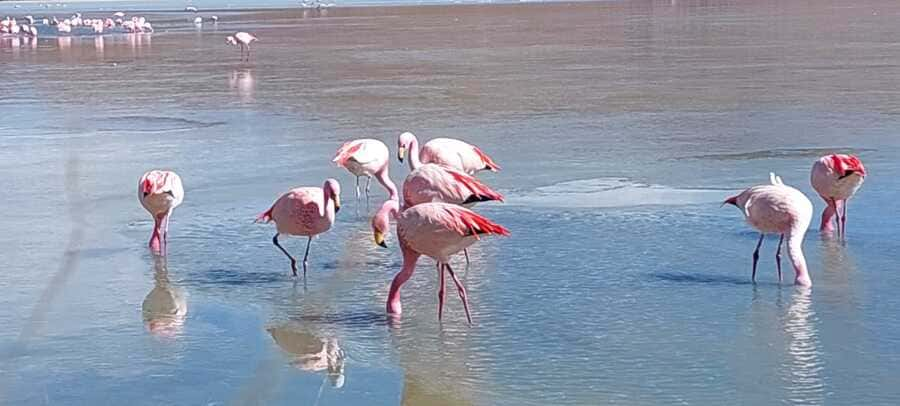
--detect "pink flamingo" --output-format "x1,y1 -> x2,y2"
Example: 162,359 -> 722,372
402,163 -> 504,208
810,154 -> 866,237
256,179 -> 341,277
724,173 -> 813,286
138,170 -> 185,256
397,132 -> 500,175
226,32 -> 257,62
332,139 -> 399,203
371,200 -> 510,323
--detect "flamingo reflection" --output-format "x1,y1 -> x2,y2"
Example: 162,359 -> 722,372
142,257 -> 188,337
268,324 -> 345,388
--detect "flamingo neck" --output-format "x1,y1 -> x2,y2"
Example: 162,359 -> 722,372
786,231 -> 811,286
407,138 -> 422,171
375,166 -> 399,201
387,243 -> 420,315
324,191 -> 336,222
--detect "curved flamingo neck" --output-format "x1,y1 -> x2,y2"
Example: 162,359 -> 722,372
323,189 -> 336,222
375,166 -> 399,201
407,138 -> 422,171
387,243 -> 420,315
786,231 -> 811,286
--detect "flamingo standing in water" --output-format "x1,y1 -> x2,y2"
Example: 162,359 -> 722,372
226,32 -> 257,62
724,173 -> 813,286
138,170 -> 185,256
810,154 -> 866,238
397,132 -> 500,175
371,200 -> 510,323
332,139 -> 399,204
256,179 -> 341,277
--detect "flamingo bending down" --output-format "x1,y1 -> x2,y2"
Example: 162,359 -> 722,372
226,32 -> 257,62
332,139 -> 399,203
397,132 -> 500,175
810,154 -> 866,237
256,179 -> 341,277
724,173 -> 813,286
138,170 -> 185,256
371,200 -> 510,323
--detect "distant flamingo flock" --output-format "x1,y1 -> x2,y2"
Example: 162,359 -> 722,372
137,124 -> 866,323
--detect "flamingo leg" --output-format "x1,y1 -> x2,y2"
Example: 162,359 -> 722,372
365,176 -> 372,199
161,211 -> 171,257
841,199 -> 848,239
437,263 -> 446,321
302,236 -> 312,278
752,234 -> 764,283
775,234 -> 784,282
355,176 -> 360,202
832,198 -> 843,238
273,234 -> 298,276
149,216 -> 162,255
463,248 -> 470,266
820,198 -> 837,233
446,264 -> 472,325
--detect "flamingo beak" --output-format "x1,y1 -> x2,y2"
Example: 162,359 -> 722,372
334,197 -> 341,213
397,147 -> 406,163
722,195 -> 738,207
373,231 -> 387,248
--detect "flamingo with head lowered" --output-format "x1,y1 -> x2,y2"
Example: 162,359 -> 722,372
810,154 -> 866,238
724,173 -> 813,286
397,131 -> 500,175
138,170 -> 185,256
256,179 -> 341,277
226,32 -> 257,62
332,139 -> 399,204
371,200 -> 509,324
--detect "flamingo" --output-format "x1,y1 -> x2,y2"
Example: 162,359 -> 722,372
193,17 -> 202,26
256,179 -> 341,277
810,154 -> 866,237
402,163 -> 504,208
226,31 -> 257,62
371,200 -> 510,323
138,170 -> 185,256
397,131 -> 500,175
332,139 -> 399,203
402,163 -> 504,265
211,15 -> 219,22
185,6 -> 199,12
724,173 -> 813,286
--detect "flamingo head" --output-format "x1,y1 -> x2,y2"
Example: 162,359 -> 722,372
225,35 -> 237,46
142,178 -> 155,197
371,199 -> 399,248
397,131 -> 416,162
830,154 -> 866,179
324,178 -> 341,213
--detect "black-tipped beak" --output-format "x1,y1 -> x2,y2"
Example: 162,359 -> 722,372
377,240 -> 387,248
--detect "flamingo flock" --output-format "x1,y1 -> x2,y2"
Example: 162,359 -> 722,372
135,112 -> 867,324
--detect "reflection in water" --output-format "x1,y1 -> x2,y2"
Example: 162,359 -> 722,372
57,36 -> 71,51
142,257 -> 188,337
782,288 -> 825,405
228,69 -> 256,102
94,36 -> 105,57
268,325 -> 345,388
401,371 -> 473,406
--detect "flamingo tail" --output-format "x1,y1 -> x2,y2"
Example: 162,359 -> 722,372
443,206 -> 510,239
332,141 -> 363,167
472,146 -> 501,172
447,170 -> 504,203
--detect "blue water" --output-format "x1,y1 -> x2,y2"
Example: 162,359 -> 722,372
2,0 -> 900,404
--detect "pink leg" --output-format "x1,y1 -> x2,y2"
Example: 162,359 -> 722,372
775,234 -> 784,282
820,198 -> 837,233
161,212 -> 171,256
149,217 -> 162,255
437,263 -> 446,321
752,234 -> 764,283
445,264 -> 472,325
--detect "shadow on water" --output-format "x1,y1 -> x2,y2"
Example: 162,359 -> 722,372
652,272 -> 762,286
683,147 -> 876,161
187,268 -> 291,285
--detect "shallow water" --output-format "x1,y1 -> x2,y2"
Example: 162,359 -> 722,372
3,0 -> 900,404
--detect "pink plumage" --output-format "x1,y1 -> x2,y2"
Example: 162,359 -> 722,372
332,139 -> 398,202
257,179 -> 341,277
371,201 -> 509,323
810,154 -> 866,237
397,131 -> 500,175
725,173 -> 813,286
138,170 -> 184,256
402,164 -> 504,208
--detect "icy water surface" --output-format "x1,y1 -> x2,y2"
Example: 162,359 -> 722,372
2,0 -> 900,404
